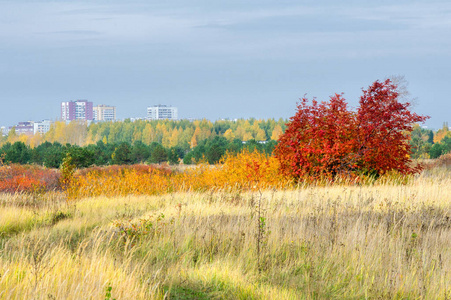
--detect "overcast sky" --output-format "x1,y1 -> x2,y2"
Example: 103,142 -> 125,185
0,0 -> 450,129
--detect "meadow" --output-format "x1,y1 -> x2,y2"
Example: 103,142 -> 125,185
1,155 -> 451,299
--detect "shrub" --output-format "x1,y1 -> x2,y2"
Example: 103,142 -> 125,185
64,150 -> 292,199
274,80 -> 428,181
0,164 -> 60,193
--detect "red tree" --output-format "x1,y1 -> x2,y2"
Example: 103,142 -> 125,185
274,79 -> 428,180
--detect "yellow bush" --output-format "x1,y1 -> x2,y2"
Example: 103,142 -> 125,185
66,150 -> 293,199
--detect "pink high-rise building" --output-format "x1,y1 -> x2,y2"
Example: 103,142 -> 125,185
61,100 -> 93,121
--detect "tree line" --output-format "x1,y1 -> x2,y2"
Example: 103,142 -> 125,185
1,118 -> 286,149
0,137 -> 276,168
2,116 -> 451,167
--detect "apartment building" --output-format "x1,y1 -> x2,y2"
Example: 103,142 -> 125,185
33,120 -> 52,135
93,105 -> 116,122
61,100 -> 93,121
147,105 -> 178,121
12,122 -> 34,136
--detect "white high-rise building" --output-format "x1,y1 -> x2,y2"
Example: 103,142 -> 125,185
33,120 -> 52,135
93,105 -> 116,121
147,105 -> 178,121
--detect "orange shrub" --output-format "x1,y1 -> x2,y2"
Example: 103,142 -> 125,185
65,150 -> 293,199
0,164 -> 60,194
179,150 -> 292,191
65,164 -> 174,199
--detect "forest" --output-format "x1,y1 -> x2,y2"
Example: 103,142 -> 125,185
0,118 -> 283,167
1,116 -> 450,169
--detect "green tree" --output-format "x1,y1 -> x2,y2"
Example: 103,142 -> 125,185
130,141 -> 151,163
85,140 -> 114,166
430,135 -> 451,158
112,142 -> 133,165
67,146 -> 95,168
32,141 -> 53,165
31,141 -> 65,168
429,143 -> 443,159
44,143 -> 66,168
148,143 -> 167,164
410,125 -> 432,159
168,146 -> 184,165
243,139 -> 264,154
5,141 -> 31,164
204,136 -> 228,164
427,130 -> 434,144
183,152 -> 194,164
226,138 -> 244,154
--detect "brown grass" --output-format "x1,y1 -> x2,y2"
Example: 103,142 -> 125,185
1,168 -> 451,299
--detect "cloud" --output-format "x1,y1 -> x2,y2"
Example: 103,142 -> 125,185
38,30 -> 102,35
0,2 -> 196,47
1,0 -> 450,60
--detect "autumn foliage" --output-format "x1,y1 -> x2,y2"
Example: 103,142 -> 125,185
0,150 -> 290,199
0,80 -> 431,197
64,150 -> 291,199
274,80 -> 428,180
0,164 -> 60,194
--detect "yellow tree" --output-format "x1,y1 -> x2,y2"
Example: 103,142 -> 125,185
223,128 -> 235,141
86,123 -> 99,145
252,121 -> 267,141
108,122 -> 122,144
179,127 -> 194,148
43,124 -> 55,143
6,127 -> 18,144
155,122 -> 167,144
46,121 -> 68,144
255,129 -> 266,141
29,133 -> 43,148
132,127 -> 143,144
66,121 -> 88,145
169,128 -> 181,148
18,134 -> 29,145
242,132 -> 253,142
234,120 -> 250,141
190,127 -> 201,148
271,125 -> 283,141
434,123 -> 449,143
199,127 -> 212,141
236,120 -> 253,141
84,133 -> 96,145
142,123 -> 154,145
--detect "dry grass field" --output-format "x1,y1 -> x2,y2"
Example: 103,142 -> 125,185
1,167 -> 451,299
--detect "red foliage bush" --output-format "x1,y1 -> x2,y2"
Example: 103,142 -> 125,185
274,80 -> 428,181
0,164 -> 60,193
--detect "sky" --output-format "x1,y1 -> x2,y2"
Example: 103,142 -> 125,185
0,0 -> 450,129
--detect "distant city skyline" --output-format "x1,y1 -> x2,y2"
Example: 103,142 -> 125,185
1,0 -> 450,129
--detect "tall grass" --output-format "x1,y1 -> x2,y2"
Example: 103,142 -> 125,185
1,168 -> 451,299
